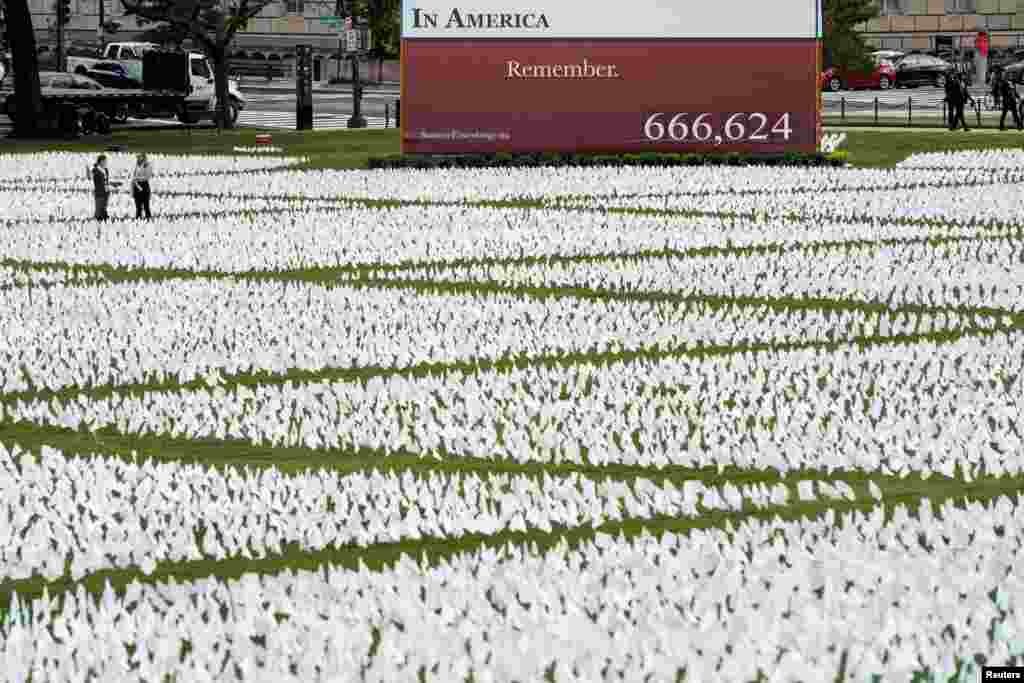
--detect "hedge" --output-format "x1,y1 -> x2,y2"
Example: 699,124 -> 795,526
367,151 -> 847,170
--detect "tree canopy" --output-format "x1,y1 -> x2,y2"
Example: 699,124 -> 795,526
823,0 -> 880,71
120,0 -> 273,127
2,0 -> 44,136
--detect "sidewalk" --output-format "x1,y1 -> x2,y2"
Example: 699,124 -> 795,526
237,77 -> 399,94
825,124 -> 1024,133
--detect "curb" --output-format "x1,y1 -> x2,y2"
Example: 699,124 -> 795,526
825,125 -> 1024,132
239,82 -> 400,95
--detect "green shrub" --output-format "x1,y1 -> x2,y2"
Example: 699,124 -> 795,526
827,149 -> 850,164
366,151 -> 844,170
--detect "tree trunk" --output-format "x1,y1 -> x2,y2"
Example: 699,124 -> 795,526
211,47 -> 233,130
5,0 -> 43,136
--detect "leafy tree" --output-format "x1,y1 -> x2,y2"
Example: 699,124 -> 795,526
2,0 -> 44,136
823,0 -> 879,71
120,0 -> 272,128
343,0 -> 398,81
135,20 -> 190,48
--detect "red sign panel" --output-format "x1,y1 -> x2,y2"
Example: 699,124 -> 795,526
401,40 -> 821,155
976,31 -> 989,57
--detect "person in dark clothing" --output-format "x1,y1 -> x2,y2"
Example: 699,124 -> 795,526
944,76 -> 962,130
999,75 -> 1022,131
132,153 -> 153,219
92,155 -> 111,221
951,74 -> 973,131
991,67 -> 1004,110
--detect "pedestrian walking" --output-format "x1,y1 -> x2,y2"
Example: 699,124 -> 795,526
999,75 -> 1022,131
991,66 -> 1004,110
132,153 -> 153,219
948,74 -> 972,132
92,154 -> 111,221
944,75 -> 962,131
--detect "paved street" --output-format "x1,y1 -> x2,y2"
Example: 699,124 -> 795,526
0,84 -> 401,132
242,83 -> 400,117
3,82 -> 1008,132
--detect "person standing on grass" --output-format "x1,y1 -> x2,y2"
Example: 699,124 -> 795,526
132,153 -> 153,220
92,155 -> 111,221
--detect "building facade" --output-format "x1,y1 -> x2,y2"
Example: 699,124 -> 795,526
20,0 -> 396,81
27,0 -> 358,63
857,0 -> 1024,58
24,1 -> 1024,77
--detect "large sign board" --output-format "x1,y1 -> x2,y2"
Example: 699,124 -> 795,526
401,0 -> 823,154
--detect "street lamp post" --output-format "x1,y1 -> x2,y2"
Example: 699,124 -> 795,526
296,44 -> 313,130
347,50 -> 365,128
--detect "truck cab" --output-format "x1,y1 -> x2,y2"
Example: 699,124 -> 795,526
73,41 -> 246,123
103,42 -> 213,99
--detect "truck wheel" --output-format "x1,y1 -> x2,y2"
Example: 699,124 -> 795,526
80,113 -> 95,136
60,105 -> 81,139
113,104 -> 129,123
228,98 -> 240,125
177,109 -> 199,125
4,95 -> 15,123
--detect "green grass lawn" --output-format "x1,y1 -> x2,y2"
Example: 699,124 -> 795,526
3,124 -> 1024,169
0,127 -> 401,170
836,127 -> 1024,167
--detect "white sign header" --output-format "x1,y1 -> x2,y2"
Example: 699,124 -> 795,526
402,1 -> 820,39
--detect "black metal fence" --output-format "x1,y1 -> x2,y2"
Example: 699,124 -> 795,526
824,92 -> 1023,128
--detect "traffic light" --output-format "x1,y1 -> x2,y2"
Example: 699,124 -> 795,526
59,0 -> 72,25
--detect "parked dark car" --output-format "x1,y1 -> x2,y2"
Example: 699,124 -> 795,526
1000,60 -> 1024,86
871,49 -> 905,64
33,70 -> 131,124
38,71 -> 105,91
892,53 -> 954,88
78,62 -> 142,90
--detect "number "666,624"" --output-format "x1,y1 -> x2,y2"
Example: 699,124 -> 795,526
643,112 -> 793,143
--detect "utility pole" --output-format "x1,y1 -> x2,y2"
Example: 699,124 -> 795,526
98,0 -> 104,41
342,0 -> 350,80
56,0 -> 65,73
347,49 -> 365,127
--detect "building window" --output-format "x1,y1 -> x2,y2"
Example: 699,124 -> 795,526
987,14 -> 1010,30
879,0 -> 907,15
286,0 -> 304,14
945,0 -> 976,13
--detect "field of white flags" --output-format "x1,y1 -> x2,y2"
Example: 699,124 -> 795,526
1,149 -> 1024,682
